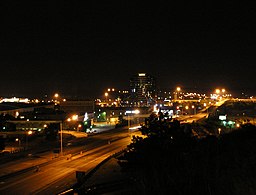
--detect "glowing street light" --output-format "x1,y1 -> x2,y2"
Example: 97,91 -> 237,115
192,105 -> 196,115
26,130 -> 33,150
72,114 -> 78,121
54,93 -> 59,98
15,138 -> 21,148
105,92 -> 108,100
218,128 -> 221,135
215,89 -> 220,94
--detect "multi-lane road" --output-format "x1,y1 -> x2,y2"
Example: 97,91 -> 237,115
0,126 -> 139,195
0,99 -> 229,194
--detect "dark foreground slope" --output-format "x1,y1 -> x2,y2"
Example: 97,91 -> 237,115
117,120 -> 256,195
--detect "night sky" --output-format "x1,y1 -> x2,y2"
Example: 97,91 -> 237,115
1,2 -> 256,98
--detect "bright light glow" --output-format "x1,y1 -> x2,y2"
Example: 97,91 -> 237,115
129,125 -> 142,130
0,97 -> 29,103
105,92 -> 108,97
125,110 -> 140,114
72,115 -> 78,121
15,112 -> 19,118
215,89 -> 220,94
84,112 -> 88,121
54,93 -> 59,98
219,115 -> 226,120
222,88 -> 226,93
138,73 -> 146,76
134,109 -> 140,114
28,130 -> 33,135
176,87 -> 181,92
153,104 -> 159,113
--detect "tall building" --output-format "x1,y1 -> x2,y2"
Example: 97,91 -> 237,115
130,73 -> 156,106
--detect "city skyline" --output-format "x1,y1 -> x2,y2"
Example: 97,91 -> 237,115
1,2 -> 255,98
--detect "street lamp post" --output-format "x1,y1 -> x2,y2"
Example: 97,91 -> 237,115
192,105 -> 196,115
105,92 -> 108,105
15,138 -> 21,148
26,130 -> 32,150
60,122 -> 63,156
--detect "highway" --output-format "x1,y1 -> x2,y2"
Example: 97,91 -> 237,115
0,126 -> 140,195
0,99 -> 229,194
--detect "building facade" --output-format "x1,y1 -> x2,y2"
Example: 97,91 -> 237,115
130,73 -> 156,107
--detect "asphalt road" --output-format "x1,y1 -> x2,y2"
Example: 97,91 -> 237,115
0,126 -> 138,195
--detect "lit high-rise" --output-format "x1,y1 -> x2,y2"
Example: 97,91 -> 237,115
130,73 -> 156,106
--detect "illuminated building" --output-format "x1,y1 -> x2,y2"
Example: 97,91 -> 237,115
130,73 -> 156,106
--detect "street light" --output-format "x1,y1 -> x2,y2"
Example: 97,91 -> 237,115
218,128 -> 221,135
104,92 -> 108,105
54,93 -> 59,98
15,138 -> 21,148
216,89 -> 220,94
26,130 -> 33,150
60,122 -> 63,156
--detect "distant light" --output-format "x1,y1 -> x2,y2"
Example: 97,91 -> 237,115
84,112 -> 88,121
125,110 -> 140,114
138,73 -> 146,76
129,125 -> 142,130
15,111 -> 19,118
72,115 -> 78,121
219,115 -> 226,120
54,93 -> 59,98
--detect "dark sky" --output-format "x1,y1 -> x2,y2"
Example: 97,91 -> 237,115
1,2 -> 256,98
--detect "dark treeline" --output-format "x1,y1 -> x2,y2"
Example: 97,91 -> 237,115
118,113 -> 256,195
